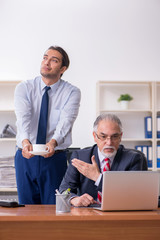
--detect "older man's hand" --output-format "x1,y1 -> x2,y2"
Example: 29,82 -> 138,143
71,155 -> 100,182
70,193 -> 96,207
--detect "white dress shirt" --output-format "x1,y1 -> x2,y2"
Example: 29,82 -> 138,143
95,148 -> 114,186
14,76 -> 81,149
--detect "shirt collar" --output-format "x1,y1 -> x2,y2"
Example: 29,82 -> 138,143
97,148 -> 114,165
40,78 -> 61,92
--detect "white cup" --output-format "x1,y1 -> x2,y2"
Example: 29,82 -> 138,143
32,144 -> 49,152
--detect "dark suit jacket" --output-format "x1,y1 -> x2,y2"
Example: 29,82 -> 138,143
59,144 -> 148,200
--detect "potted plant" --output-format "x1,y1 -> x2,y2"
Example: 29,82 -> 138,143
117,94 -> 133,109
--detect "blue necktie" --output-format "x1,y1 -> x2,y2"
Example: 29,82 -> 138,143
36,86 -> 51,144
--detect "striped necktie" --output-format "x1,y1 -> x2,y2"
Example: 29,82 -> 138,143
36,86 -> 51,144
103,158 -> 111,172
97,158 -> 110,203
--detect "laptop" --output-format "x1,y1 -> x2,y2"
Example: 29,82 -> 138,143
94,171 -> 159,211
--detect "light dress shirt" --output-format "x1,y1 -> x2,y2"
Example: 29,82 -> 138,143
14,76 -> 81,149
95,148 -> 114,186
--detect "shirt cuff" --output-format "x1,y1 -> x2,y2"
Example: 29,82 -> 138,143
52,134 -> 64,146
95,173 -> 102,186
20,133 -> 30,143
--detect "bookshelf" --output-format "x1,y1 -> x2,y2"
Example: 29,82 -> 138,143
96,81 -> 159,171
0,80 -> 21,193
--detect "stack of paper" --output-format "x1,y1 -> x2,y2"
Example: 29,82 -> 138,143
0,156 -> 17,188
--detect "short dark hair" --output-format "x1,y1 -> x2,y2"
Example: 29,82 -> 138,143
48,46 -> 70,69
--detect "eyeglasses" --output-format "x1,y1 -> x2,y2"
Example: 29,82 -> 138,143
95,133 -> 121,142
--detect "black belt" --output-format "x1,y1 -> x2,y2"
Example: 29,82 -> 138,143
55,150 -> 65,154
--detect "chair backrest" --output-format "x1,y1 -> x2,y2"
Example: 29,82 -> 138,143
66,148 -> 81,164
132,148 -> 148,170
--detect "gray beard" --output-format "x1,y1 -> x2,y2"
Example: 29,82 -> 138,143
101,146 -> 117,159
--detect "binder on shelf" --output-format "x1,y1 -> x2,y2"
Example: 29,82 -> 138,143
157,116 -> 160,138
144,116 -> 152,138
142,145 -> 148,159
157,145 -> 160,168
135,145 -> 148,158
147,145 -> 152,168
135,146 -> 142,152
135,145 -> 152,168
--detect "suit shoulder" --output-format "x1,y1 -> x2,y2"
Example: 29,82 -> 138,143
119,145 -> 146,159
123,147 -> 145,157
71,145 -> 97,159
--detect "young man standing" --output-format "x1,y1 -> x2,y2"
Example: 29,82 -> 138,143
14,46 -> 81,204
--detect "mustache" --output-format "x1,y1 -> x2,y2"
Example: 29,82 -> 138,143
102,146 -> 116,151
101,146 -> 117,158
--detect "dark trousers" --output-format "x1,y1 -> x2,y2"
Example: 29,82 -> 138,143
15,149 -> 67,204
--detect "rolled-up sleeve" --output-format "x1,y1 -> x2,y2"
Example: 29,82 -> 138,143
52,87 -> 81,146
14,82 -> 32,143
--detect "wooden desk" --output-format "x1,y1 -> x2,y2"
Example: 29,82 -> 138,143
0,205 -> 160,240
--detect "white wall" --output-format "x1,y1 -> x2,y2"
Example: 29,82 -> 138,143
0,0 -> 160,148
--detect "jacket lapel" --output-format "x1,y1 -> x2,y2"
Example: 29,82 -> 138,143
111,145 -> 123,170
92,145 -> 101,172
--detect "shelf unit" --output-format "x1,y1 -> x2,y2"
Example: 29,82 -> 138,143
0,80 -> 21,193
96,80 -> 159,171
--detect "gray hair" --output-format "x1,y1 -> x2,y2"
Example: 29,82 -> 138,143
93,113 -> 123,133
